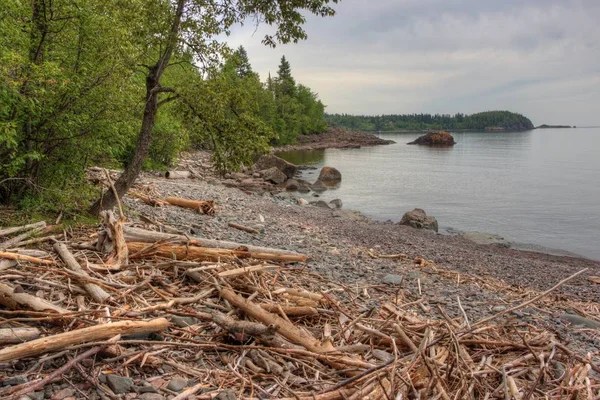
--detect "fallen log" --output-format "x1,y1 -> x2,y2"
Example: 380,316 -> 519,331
165,170 -> 191,179
53,242 -> 111,303
0,226 -> 46,251
0,282 -> 69,314
124,226 -> 306,259
0,250 -> 51,270
0,318 -> 168,362
228,222 -> 259,235
0,221 -> 46,238
127,242 -> 306,263
165,197 -> 215,215
0,328 -> 41,344
0,251 -> 56,266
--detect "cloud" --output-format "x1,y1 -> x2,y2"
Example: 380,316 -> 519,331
226,0 -> 600,125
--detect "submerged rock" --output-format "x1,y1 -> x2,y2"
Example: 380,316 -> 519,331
408,131 -> 456,146
399,208 -> 439,232
311,180 -> 327,192
318,166 -> 342,184
329,199 -> 343,209
253,154 -> 297,179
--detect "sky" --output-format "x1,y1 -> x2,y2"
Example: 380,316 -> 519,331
226,0 -> 600,126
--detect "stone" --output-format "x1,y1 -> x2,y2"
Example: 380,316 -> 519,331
261,167 -> 287,184
492,306 -> 507,312
407,130 -> 456,146
166,376 -> 189,392
28,392 -> 44,400
318,166 -> 342,184
215,390 -> 237,400
311,180 -> 327,192
253,154 -> 297,179
252,172 -> 261,178
230,172 -> 248,181
139,394 -> 165,400
561,313 -> 600,329
170,315 -> 198,328
136,381 -> 158,394
382,274 -> 403,285
285,179 -> 299,191
329,199 -> 343,209
399,208 -> 439,232
310,200 -> 331,209
297,198 -> 309,206
106,375 -> 133,394
297,183 -> 311,193
51,388 -> 75,400
2,376 -> 28,386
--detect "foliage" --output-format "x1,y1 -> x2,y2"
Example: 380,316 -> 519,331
326,111 -> 535,132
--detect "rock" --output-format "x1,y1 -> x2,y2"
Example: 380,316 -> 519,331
106,375 -> 133,394
253,154 -> 297,179
311,180 -> 327,192
382,274 -> 403,285
318,166 -> 342,184
297,198 -> 309,206
215,390 -> 237,400
492,306 -> 507,312
561,313 -> 600,329
51,388 -> 75,399
135,381 -> 158,393
329,199 -> 343,209
252,172 -> 261,178
261,167 -> 287,184
167,376 -> 189,392
297,183 -> 311,193
2,376 -> 28,386
399,208 -> 439,232
28,392 -> 44,400
407,130 -> 456,146
170,315 -> 198,328
285,179 -> 299,191
310,200 -> 331,209
139,394 -> 164,400
230,172 -> 247,181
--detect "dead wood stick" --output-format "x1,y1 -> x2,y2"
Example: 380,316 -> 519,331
472,268 -> 588,328
123,226 -> 305,258
0,221 -> 46,238
227,222 -> 259,234
3,335 -> 120,400
0,318 -> 168,362
218,264 -> 280,278
258,304 -> 319,316
0,328 -> 41,344
53,242 -> 111,303
0,251 -> 55,265
100,210 -> 128,269
8,234 -> 59,248
165,197 -> 215,215
393,323 -> 418,352
165,170 -> 191,179
0,226 -> 46,250
0,282 -> 68,314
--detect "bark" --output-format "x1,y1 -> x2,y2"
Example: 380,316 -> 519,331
165,197 -> 215,214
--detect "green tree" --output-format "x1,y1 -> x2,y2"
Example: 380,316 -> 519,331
275,55 -> 296,97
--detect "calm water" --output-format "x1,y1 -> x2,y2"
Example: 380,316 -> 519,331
278,128 -> 600,260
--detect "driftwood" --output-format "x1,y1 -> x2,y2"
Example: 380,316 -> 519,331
53,242 -> 111,303
165,197 -> 215,214
0,318 -> 168,362
165,170 -> 191,179
0,251 -> 56,266
0,282 -> 69,314
0,225 -> 47,251
228,222 -> 259,234
0,328 -> 41,344
124,226 -> 306,259
127,242 -> 306,263
100,210 -> 128,269
0,250 -> 50,270
0,221 -> 46,238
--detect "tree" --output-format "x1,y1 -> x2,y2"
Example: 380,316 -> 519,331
89,0 -> 339,214
233,46 -> 253,78
275,55 -> 295,97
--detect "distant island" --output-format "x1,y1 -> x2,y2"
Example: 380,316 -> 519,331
536,124 -> 574,129
325,110 -> 535,132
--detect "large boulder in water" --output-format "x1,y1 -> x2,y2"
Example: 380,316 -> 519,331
399,208 -> 439,232
318,166 -> 342,184
253,155 -> 297,179
408,131 -> 456,146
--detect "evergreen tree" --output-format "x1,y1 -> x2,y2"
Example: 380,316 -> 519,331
233,46 -> 253,78
276,55 -> 295,97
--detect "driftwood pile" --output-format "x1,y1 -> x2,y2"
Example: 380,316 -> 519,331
0,212 -> 598,399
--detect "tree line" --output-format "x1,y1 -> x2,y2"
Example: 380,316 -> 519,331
0,0 -> 334,215
325,111 -> 534,132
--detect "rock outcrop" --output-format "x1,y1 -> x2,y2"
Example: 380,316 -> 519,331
253,155 -> 297,179
318,166 -> 342,184
408,131 -> 456,146
399,208 -> 439,232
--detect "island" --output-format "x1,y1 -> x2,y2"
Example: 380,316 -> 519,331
536,124 -> 574,129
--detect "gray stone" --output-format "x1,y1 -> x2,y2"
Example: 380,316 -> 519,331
167,376 -> 189,392
215,390 -> 237,400
297,183 -> 311,193
253,155 -> 297,179
261,167 -> 287,184
28,392 -> 44,400
310,200 -> 331,209
17,396 -> 31,400
399,208 -> 439,232
106,374 -> 133,394
311,180 -> 327,192
230,172 -> 248,181
318,166 -> 342,184
492,306 -> 507,312
382,274 -> 403,285
136,381 -> 158,394
561,313 -> 600,329
329,199 -> 343,209
2,376 -> 28,386
170,315 -> 198,328
252,172 -> 261,178
285,179 -> 299,191
139,394 -> 165,400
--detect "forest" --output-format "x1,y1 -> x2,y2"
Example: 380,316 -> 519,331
0,0 -> 333,215
325,111 -> 535,132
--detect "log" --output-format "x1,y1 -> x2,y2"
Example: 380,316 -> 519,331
0,328 -> 41,344
0,221 -> 46,238
258,304 -> 319,316
0,250 -> 50,271
165,170 -> 191,179
124,226 -> 306,259
100,210 -> 128,269
0,282 -> 69,314
228,222 -> 259,235
0,318 -> 168,362
0,251 -> 56,266
165,197 -> 215,215
53,243 -> 111,303
0,226 -> 46,251
127,242 -> 306,263
218,264 -> 280,278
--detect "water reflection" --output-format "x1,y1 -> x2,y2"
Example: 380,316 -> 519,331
275,149 -> 325,165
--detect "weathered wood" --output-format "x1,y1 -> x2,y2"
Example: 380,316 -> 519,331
0,221 -> 46,238
0,318 -> 168,362
228,222 -> 259,234
165,170 -> 191,179
0,250 -> 50,270
0,251 -> 56,266
0,328 -> 41,344
0,226 -> 46,251
100,210 -> 128,269
53,242 -> 111,303
165,197 -> 215,214
218,264 -> 280,277
127,242 -> 306,263
0,282 -> 68,314
123,226 -> 306,258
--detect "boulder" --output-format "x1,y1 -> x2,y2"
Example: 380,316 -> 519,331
310,200 -> 331,209
329,199 -> 343,209
318,166 -> 342,184
253,155 -> 297,179
261,167 -> 287,184
399,208 -> 439,232
408,131 -> 456,146
311,180 -> 327,192
285,179 -> 299,191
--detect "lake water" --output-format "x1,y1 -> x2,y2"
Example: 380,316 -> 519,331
277,128 -> 600,260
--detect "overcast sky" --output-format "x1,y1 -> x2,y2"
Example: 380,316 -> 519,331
226,0 -> 600,126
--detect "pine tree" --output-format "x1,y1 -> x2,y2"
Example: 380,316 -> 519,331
276,55 -> 295,96
233,46 -> 253,78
